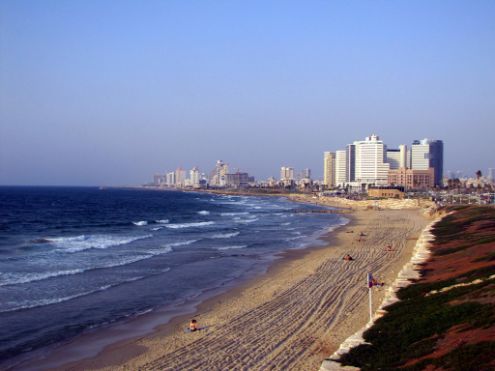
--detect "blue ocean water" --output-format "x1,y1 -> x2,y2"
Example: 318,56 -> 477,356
0,187 -> 345,363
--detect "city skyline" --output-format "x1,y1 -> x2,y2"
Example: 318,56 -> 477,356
1,1 -> 494,186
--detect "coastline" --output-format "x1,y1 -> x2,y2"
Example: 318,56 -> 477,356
10,193 -> 346,370
34,205 -> 429,370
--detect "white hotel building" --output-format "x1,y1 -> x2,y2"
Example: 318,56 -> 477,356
354,134 -> 390,186
335,150 -> 347,186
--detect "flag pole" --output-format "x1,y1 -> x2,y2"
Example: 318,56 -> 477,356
367,272 -> 373,323
368,285 -> 373,323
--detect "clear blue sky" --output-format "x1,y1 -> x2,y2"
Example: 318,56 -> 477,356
1,0 -> 494,185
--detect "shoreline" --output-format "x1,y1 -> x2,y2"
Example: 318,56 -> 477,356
45,207 -> 428,370
11,192 -> 431,371
10,195 -> 348,370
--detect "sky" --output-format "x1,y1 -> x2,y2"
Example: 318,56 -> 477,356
1,0 -> 494,186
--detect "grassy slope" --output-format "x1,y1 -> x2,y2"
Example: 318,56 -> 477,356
339,206 -> 495,371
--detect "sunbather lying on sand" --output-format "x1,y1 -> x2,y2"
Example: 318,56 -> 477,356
343,254 -> 354,261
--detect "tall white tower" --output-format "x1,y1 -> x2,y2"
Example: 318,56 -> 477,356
354,134 -> 390,186
335,150 -> 347,186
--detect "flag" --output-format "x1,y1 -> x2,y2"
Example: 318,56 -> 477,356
367,272 -> 382,288
367,273 -> 374,288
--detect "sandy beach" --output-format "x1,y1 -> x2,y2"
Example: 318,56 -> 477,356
39,204 -> 430,371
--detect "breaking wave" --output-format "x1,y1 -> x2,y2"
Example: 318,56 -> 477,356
216,245 -> 247,251
166,221 -> 215,229
221,212 -> 250,216
210,232 -> 240,239
46,234 -> 152,253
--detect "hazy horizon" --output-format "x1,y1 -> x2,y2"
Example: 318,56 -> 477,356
1,1 -> 494,186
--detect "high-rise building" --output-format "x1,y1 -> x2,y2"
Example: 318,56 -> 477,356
399,144 -> 408,168
280,166 -> 295,181
190,167 -> 200,188
226,172 -> 250,188
153,174 -> 165,186
166,172 -> 176,186
354,134 -> 390,186
301,168 -> 311,179
210,160 -> 229,186
386,149 -> 401,170
335,150 -> 347,186
323,151 -> 335,188
411,139 -> 443,187
346,144 -> 356,182
488,168 -> 495,182
175,167 -> 186,187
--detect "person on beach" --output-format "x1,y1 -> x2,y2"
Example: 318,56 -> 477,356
189,319 -> 198,332
343,254 -> 354,261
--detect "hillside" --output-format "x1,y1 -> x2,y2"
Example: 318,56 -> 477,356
338,206 -> 495,370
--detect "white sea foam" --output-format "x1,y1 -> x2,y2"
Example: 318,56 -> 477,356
147,246 -> 173,255
132,221 -> 148,226
144,240 -> 197,255
216,245 -> 247,251
281,222 -> 291,226
166,221 -> 215,229
210,232 -> 240,239
150,227 -> 163,231
197,210 -> 210,215
155,219 -> 169,224
160,240 -> 197,250
221,212 -> 250,216
47,234 -> 152,253
0,268 -> 85,286
234,218 -> 259,224
0,253 -> 155,286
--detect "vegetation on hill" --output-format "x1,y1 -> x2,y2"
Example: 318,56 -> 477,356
338,206 -> 495,371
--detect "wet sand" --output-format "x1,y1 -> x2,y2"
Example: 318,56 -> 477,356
36,207 -> 429,371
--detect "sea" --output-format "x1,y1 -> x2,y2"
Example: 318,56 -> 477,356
0,187 -> 346,366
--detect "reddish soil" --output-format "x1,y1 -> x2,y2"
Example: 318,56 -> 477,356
404,209 -> 495,368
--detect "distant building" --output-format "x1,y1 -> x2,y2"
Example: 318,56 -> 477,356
488,168 -> 495,183
386,149 -> 401,170
354,134 -> 390,186
388,168 -> 435,190
301,168 -> 311,179
368,186 -> 405,199
175,167 -> 186,187
226,172 -> 250,188
399,144 -> 408,169
210,160 -> 229,187
280,166 -> 295,181
190,167 -> 200,188
346,144 -> 356,183
323,151 -> 335,188
166,172 -> 176,186
153,174 -> 165,186
411,139 -> 443,187
335,150 -> 347,186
